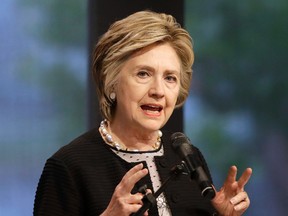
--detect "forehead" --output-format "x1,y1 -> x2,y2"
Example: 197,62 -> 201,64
125,43 -> 181,71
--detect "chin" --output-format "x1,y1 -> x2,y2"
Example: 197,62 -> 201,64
140,119 -> 165,131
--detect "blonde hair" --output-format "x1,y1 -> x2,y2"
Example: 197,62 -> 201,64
92,10 -> 194,120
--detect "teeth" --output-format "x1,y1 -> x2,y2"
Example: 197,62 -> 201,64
141,105 -> 161,111
145,109 -> 160,114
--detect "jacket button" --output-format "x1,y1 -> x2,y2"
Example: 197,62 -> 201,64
159,159 -> 167,167
171,193 -> 179,203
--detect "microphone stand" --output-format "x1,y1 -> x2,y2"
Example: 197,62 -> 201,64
132,162 -> 188,216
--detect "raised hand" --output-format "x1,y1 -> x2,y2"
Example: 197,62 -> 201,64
212,166 -> 252,216
100,163 -> 149,216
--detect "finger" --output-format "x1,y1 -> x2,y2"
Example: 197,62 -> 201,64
224,166 -> 237,185
124,163 -> 145,179
145,189 -> 152,195
233,196 -> 250,212
238,168 -> 253,189
230,191 -> 248,205
119,163 -> 148,193
127,193 -> 145,205
221,166 -> 239,197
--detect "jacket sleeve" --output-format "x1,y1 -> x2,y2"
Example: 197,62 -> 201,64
33,158 -> 81,216
193,146 -> 214,183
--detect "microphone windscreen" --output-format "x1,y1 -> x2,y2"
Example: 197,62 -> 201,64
171,132 -> 193,156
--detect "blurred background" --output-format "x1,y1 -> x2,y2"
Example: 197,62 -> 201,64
0,0 -> 287,215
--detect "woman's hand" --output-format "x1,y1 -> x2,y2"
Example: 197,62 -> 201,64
212,166 -> 252,216
100,163 -> 149,216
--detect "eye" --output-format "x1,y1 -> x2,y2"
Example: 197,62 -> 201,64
137,70 -> 150,78
165,74 -> 178,83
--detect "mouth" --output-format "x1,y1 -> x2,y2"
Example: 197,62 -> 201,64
141,104 -> 163,114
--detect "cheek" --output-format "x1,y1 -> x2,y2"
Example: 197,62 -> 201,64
118,83 -> 146,106
169,88 -> 180,106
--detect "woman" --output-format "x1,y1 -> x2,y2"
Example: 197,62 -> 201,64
34,11 -> 252,216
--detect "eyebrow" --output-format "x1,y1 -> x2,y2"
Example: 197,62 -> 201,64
135,65 -> 180,75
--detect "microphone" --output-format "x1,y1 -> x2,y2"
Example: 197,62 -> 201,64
171,132 -> 216,200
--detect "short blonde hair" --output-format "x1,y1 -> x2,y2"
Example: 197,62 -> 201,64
92,10 -> 194,121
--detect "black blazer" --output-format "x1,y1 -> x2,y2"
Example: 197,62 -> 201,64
33,129 -> 218,216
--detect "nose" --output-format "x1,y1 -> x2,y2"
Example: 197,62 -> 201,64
148,77 -> 165,99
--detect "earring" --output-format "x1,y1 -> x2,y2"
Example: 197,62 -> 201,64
109,92 -> 116,101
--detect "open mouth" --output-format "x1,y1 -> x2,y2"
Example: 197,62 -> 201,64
141,104 -> 163,113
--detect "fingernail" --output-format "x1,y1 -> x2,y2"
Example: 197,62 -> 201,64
230,198 -> 236,205
234,205 -> 240,211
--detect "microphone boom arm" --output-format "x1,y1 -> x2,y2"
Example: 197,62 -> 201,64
132,162 -> 187,216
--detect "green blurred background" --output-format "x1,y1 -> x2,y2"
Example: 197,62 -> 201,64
184,1 -> 288,215
0,0 -> 287,215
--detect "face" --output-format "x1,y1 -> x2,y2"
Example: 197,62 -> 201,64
113,43 -> 181,133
